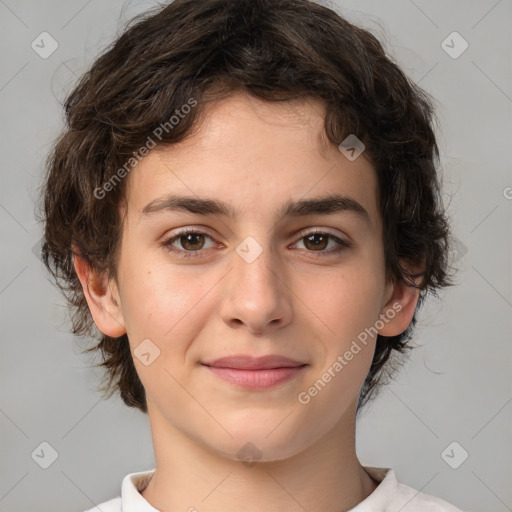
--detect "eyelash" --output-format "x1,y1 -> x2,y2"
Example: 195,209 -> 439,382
161,228 -> 352,259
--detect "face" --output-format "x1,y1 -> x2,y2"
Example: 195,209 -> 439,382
80,92 -> 417,462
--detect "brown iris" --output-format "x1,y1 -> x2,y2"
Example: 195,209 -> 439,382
179,233 -> 206,251
302,233 -> 329,251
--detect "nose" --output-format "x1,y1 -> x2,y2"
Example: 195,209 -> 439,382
219,238 -> 293,335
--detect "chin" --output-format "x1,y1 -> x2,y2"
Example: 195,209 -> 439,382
201,418 -> 318,464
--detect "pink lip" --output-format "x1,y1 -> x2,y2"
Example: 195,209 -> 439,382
201,355 -> 307,390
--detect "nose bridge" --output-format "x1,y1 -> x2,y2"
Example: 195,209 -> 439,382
220,233 -> 293,333
235,235 -> 278,292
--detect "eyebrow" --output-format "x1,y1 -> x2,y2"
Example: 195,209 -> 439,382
141,193 -> 372,228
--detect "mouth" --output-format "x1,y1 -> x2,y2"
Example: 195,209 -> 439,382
201,354 -> 308,390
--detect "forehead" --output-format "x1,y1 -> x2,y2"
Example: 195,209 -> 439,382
123,92 -> 380,231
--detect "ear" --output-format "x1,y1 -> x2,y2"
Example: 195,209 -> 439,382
72,247 -> 126,338
377,267 -> 422,337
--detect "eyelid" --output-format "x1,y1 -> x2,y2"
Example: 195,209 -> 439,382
290,228 -> 352,254
162,227 -> 220,248
162,225 -> 218,242
293,226 -> 350,243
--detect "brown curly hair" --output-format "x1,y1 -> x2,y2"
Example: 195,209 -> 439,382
37,0 -> 455,415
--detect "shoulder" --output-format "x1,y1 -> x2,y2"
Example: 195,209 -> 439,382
83,496 -> 122,512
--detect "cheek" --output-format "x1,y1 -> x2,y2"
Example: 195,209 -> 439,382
298,274 -> 380,410
311,266 -> 384,344
119,255 -> 216,356
117,254 -> 183,336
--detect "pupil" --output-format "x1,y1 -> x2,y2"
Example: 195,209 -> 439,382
306,234 -> 327,250
183,233 -> 203,250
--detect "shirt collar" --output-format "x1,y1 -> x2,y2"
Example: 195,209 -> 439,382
348,467 -> 398,511
121,469 -> 157,512
121,466 -> 397,511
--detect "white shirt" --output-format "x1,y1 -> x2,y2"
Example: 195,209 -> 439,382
83,466 -> 465,511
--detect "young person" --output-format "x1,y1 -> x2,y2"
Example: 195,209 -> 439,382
39,0 -> 464,510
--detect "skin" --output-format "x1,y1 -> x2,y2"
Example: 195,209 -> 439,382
75,92 -> 420,512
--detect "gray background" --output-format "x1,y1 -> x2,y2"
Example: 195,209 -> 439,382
1,1 -> 511,511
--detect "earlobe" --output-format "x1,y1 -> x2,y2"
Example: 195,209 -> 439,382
72,248 -> 126,338
378,273 -> 422,337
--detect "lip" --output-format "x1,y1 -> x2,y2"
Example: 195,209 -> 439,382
202,354 -> 305,370
201,355 -> 307,390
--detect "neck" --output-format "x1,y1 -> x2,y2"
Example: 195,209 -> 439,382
141,403 -> 378,512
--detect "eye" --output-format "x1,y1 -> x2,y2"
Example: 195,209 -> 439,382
162,229 -> 218,259
292,229 -> 352,255
161,228 -> 352,260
